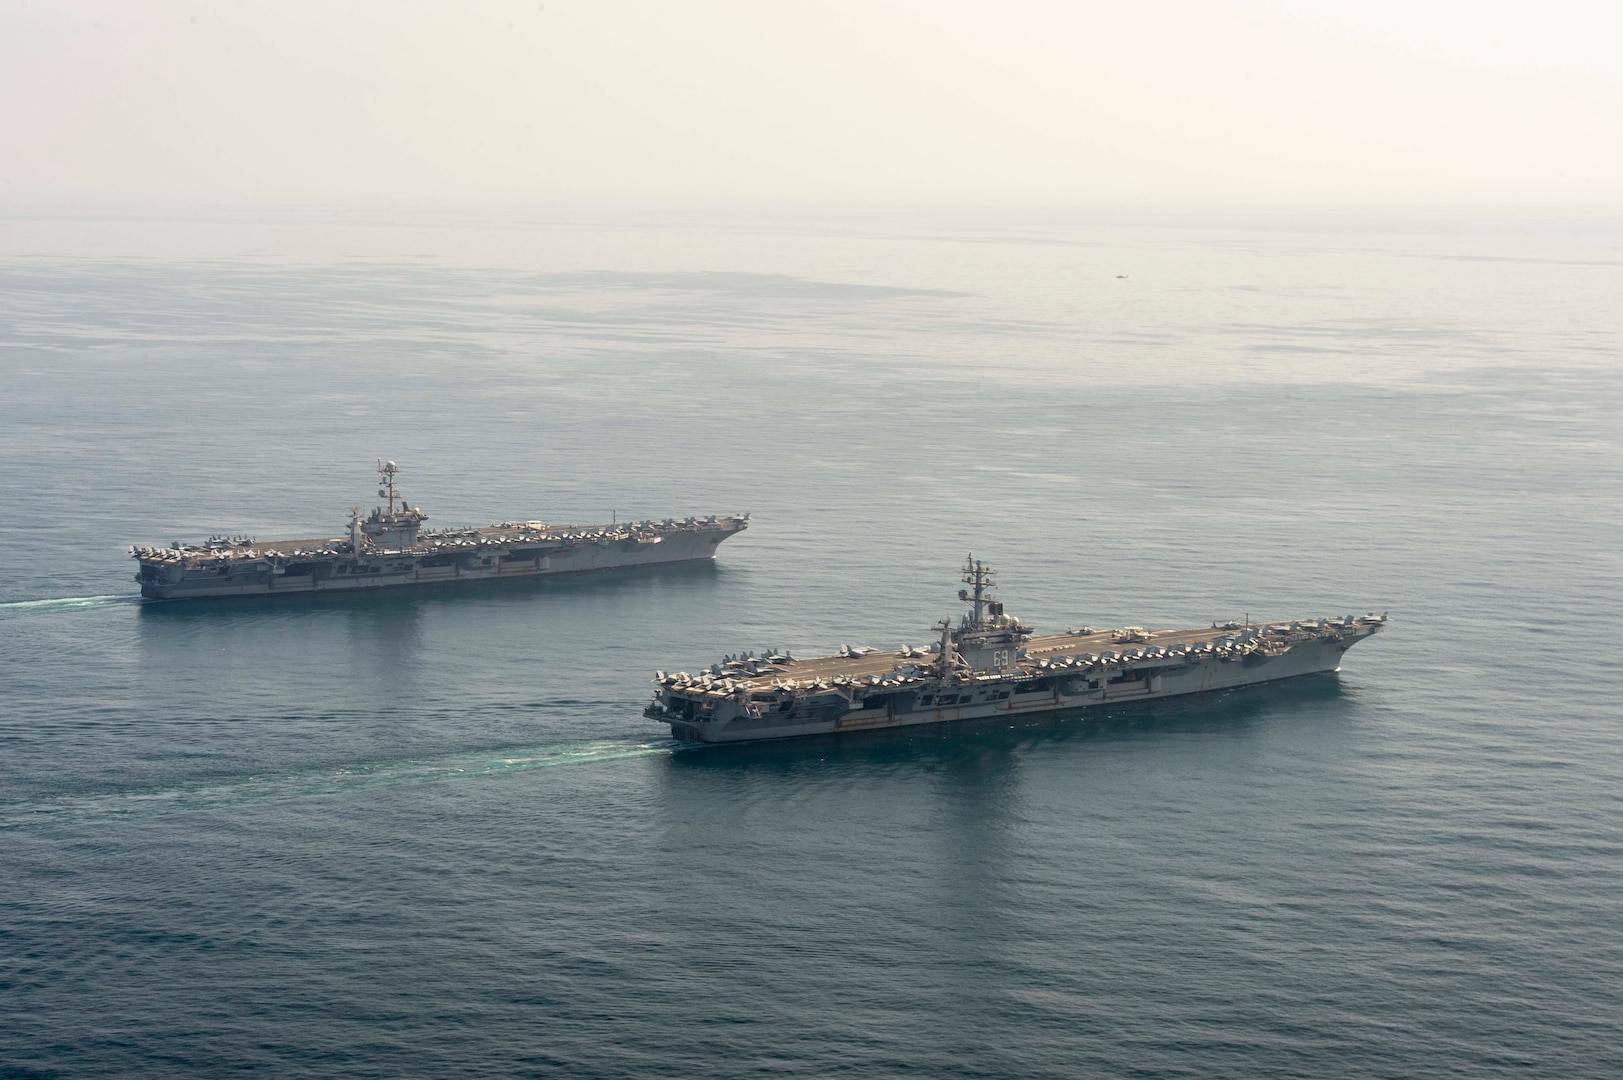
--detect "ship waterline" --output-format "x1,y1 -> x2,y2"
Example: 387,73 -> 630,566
130,462 -> 748,600
647,558 -> 1384,743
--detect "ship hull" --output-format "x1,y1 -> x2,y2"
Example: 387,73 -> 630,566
138,523 -> 739,600
656,629 -> 1379,744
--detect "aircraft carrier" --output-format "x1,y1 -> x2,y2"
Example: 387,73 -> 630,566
131,462 -> 748,600
647,558 -> 1385,743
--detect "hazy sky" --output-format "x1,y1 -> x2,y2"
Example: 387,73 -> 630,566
3,0 -> 1621,205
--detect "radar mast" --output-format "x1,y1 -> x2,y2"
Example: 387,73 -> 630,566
377,460 -> 402,515
959,554 -> 997,630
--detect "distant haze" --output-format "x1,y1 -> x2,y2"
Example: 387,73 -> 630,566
3,0 -> 1621,205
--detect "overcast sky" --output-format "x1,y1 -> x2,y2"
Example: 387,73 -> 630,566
3,0 -> 1620,205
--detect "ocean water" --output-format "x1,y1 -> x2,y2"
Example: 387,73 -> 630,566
1,205 -> 1621,1077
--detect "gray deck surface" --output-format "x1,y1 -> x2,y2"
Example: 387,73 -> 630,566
715,625 -> 1262,689
145,520 -> 721,560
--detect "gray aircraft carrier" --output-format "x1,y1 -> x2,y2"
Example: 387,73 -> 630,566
647,558 -> 1385,743
131,462 -> 748,600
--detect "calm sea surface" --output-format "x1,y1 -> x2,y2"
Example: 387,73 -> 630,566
1,206 -> 1621,1077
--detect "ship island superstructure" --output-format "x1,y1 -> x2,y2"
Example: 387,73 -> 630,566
131,461 -> 748,600
647,558 -> 1385,743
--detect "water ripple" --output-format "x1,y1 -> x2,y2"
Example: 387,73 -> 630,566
0,739 -> 694,831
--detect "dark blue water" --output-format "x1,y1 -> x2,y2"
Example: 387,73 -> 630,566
2,207 -> 1621,1077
